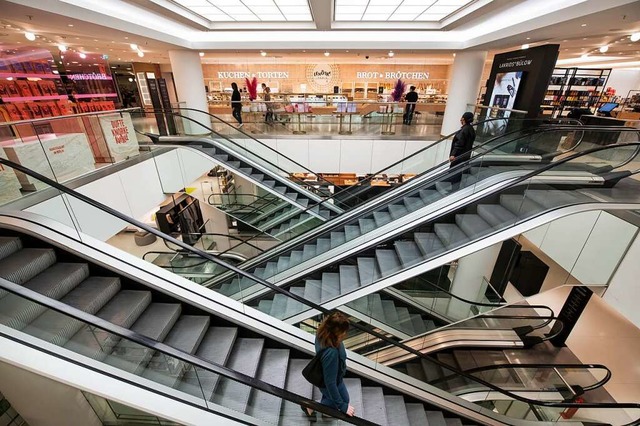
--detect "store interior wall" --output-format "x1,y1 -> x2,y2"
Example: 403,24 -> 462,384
0,361 -> 102,426
606,69 -> 640,100
603,232 -> 640,329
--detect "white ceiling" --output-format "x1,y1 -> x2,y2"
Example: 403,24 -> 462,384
0,0 -> 639,69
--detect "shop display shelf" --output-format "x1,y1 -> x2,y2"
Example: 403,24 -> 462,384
0,72 -> 61,79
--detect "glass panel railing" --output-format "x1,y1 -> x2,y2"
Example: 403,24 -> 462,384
0,278 -> 370,425
211,128 -> 639,302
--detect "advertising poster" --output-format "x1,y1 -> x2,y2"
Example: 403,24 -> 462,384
488,71 -> 524,118
0,147 -> 22,206
98,113 -> 140,162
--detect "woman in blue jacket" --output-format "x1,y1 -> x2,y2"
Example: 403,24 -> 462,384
303,312 -> 355,418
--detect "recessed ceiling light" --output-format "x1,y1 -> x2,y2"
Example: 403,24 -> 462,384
137,51 -> 144,57
24,31 -> 36,41
599,45 -> 609,53
324,51 -> 330,56
124,36 -> 129,39
79,53 -> 86,59
526,37 -> 530,40
68,24 -> 74,27
521,44 -> 530,49
581,23 -> 587,27
260,51 -> 267,56
452,53 -> 456,57
58,44 -> 67,52
130,43 -> 138,50
199,52 -> 205,57
388,51 -> 394,57
631,33 -> 640,42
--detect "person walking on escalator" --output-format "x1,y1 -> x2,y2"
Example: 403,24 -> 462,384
302,312 -> 355,419
448,111 -> 476,188
231,82 -> 243,127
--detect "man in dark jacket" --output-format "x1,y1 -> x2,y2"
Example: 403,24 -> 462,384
448,111 -> 476,189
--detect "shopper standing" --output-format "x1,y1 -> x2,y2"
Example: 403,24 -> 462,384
231,82 -> 243,127
302,312 -> 355,419
263,85 -> 274,124
403,86 -> 419,125
448,111 -> 476,189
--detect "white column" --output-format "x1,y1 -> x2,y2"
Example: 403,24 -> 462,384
441,50 -> 487,136
446,242 -> 501,319
168,50 -> 210,135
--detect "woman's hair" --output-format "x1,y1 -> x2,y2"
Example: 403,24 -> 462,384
317,312 -> 350,348
231,82 -> 238,91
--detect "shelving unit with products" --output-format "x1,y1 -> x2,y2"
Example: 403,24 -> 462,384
542,67 -> 611,117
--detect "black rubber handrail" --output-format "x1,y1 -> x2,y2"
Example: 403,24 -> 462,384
430,362 -> 612,394
0,278 -> 374,426
2,145 -> 640,424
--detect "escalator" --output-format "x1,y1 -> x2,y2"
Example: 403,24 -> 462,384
1,156 -> 638,425
139,110 -> 580,241
202,128 -> 640,325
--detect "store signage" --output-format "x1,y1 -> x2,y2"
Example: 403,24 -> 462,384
306,63 -> 339,91
68,72 -> 111,80
217,71 -> 290,79
98,113 -> 139,162
356,71 -> 430,80
499,59 -> 533,69
549,286 -> 593,347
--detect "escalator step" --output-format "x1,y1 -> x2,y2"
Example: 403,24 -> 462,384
142,315 -> 211,388
213,338 -> 264,412
373,211 -> 392,227
250,173 -> 265,182
212,154 -> 228,162
406,403 -> 429,426
0,262 -> 89,330
395,307 -> 414,335
526,189 -> 587,209
455,214 -> 492,239
414,233 -> 445,256
359,218 -> 377,234
302,244 -> 317,261
477,204 -> 516,228
178,326 -> 237,399
257,299 -> 272,314
285,192 -> 298,201
263,262 -> 277,279
394,241 -> 424,268
105,303 -> 182,375
381,300 -> 400,325
370,294 -> 385,322
281,358 -> 314,425
344,225 -> 361,241
403,196 -> 424,212
262,180 -> 276,188
289,250 -> 304,267
451,350 -> 478,371
433,224 -> 469,249
339,265 -> 360,294
248,348 -> 290,423
276,256 -> 290,274
406,363 -> 427,382
362,387 -> 388,425
410,314 -> 427,335
388,204 -> 409,220
316,238 -> 331,255
285,287 -> 306,317
375,249 -> 401,277
426,411 -> 448,426
344,378 -> 364,417
435,181 -> 452,194
421,358 -> 444,382
270,294 -> 289,319
500,194 -> 544,217
274,186 -> 287,195
0,236 -> 22,261
384,395 -> 410,426
298,198 -> 309,208
424,320 -> 436,331
445,418 -> 464,426
357,257 -> 381,286
228,161 -> 241,169
239,167 -> 253,175
419,189 -> 441,204
303,280 -> 322,304
0,248 -> 57,294
25,276 -> 121,347
320,273 -> 340,302
330,231 -> 346,248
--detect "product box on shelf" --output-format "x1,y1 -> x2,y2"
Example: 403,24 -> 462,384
15,103 -> 32,120
15,81 -> 33,97
2,104 -> 22,121
27,81 -> 42,97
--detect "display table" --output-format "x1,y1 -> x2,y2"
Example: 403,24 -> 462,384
1,133 -> 95,191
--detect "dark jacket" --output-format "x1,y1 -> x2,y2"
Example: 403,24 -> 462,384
450,123 -> 476,165
315,338 -> 348,412
231,90 -> 241,108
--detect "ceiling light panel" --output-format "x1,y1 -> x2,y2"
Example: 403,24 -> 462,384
334,0 -> 472,21
172,0 -> 312,22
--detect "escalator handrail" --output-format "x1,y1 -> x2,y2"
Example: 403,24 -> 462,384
0,277 -> 375,426
2,149 -> 640,424
429,362 -> 612,393
223,122 -> 598,274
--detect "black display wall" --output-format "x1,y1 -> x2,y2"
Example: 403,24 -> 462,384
484,44 -> 560,118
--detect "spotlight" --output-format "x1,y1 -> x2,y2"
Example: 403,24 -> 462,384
24,32 -> 36,41
388,51 -> 394,57
599,45 -> 609,53
58,44 -> 67,52
79,53 -> 87,59
260,51 -> 267,56
128,77 -> 134,82
521,44 -> 530,49
130,43 -> 138,50
630,33 -> 640,42
199,52 -> 205,57
137,51 -> 144,57
324,51 -> 330,57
